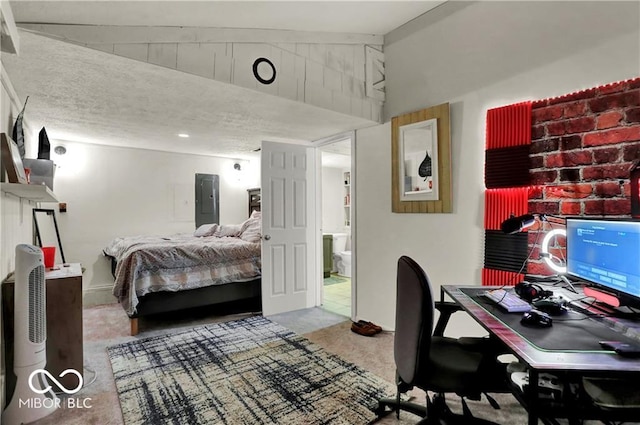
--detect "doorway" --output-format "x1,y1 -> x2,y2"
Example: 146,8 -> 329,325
317,135 -> 354,318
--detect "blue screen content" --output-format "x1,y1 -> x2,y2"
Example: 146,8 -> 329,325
566,218 -> 640,300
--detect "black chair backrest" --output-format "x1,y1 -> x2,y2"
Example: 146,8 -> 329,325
394,256 -> 435,386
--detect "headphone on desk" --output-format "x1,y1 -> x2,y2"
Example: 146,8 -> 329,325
515,282 -> 553,302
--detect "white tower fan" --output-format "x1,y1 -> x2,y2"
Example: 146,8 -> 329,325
2,244 -> 58,424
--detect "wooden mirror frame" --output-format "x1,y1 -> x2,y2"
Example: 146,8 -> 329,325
391,103 -> 452,213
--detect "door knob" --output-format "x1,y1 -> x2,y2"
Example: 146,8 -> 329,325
263,235 -> 271,240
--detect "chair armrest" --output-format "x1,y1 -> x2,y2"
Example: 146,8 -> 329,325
434,301 -> 463,336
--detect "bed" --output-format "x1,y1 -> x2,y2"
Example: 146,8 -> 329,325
104,214 -> 262,335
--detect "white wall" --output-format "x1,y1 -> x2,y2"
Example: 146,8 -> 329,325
1,65 -> 37,279
355,1 -> 640,332
1,63 -> 37,409
321,166 -> 346,234
45,141 -> 259,305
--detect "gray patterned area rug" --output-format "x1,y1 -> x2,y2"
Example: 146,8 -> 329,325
107,316 -> 395,424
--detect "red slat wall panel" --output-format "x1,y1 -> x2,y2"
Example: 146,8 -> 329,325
486,102 -> 532,149
481,268 -> 525,287
484,187 -> 530,230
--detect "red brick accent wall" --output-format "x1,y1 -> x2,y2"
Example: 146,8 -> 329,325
527,77 -> 640,275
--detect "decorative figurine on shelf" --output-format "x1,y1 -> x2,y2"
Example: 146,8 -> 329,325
12,96 -> 28,159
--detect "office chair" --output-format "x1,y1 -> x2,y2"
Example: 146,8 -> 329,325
376,256 -> 509,424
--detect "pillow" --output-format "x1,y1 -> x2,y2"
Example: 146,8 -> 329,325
214,223 -> 242,237
240,216 -> 262,243
193,223 -> 218,237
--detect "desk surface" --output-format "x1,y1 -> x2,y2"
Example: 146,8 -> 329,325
443,285 -> 640,373
4,263 -> 82,282
46,263 -> 82,279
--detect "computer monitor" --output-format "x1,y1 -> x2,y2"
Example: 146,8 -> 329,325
566,218 -> 640,309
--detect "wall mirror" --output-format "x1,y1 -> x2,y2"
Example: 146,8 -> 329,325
392,103 -> 452,213
33,208 -> 66,264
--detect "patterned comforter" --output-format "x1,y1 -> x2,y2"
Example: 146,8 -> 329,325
104,234 -> 261,316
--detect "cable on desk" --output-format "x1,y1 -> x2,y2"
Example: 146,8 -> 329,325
83,365 -> 98,388
561,296 -> 613,320
508,227 -> 544,287
484,228 -> 546,307
570,296 -> 640,319
485,287 -> 509,305
566,295 -> 595,307
552,315 -> 594,323
52,364 -> 98,396
492,228 -> 546,293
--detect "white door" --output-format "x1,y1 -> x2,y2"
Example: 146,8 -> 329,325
261,141 -> 316,316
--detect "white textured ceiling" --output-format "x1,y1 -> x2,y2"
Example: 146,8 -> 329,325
4,30 -> 376,158
10,1 -> 443,34
4,1 -> 445,159
321,138 -> 351,168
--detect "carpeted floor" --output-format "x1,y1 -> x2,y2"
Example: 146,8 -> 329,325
107,316 -> 396,424
25,303 -> 537,425
305,321 -> 533,424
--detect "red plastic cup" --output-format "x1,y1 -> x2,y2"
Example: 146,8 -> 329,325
42,246 -> 56,268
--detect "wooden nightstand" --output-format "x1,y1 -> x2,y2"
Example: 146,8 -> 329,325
2,263 -> 83,395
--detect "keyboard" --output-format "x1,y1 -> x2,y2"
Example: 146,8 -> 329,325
483,289 -> 532,313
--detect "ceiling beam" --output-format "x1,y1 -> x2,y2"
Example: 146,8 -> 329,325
1,0 -> 20,54
18,24 -> 383,46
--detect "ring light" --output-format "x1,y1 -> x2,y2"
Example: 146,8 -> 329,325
541,228 -> 567,274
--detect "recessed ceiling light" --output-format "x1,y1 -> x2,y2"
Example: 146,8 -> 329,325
178,133 -> 189,138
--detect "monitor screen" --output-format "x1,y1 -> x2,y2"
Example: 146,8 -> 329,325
566,218 -> 640,306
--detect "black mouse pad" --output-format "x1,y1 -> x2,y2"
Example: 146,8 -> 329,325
461,287 -> 638,352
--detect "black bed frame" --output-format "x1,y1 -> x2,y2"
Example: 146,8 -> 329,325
108,256 -> 261,335
128,278 -> 262,335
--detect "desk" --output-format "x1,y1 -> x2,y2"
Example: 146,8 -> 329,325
442,285 -> 640,425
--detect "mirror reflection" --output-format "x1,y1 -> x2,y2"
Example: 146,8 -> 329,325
33,208 -> 66,264
400,118 -> 439,201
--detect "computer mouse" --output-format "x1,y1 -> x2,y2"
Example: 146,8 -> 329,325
521,309 -> 553,327
532,296 -> 567,315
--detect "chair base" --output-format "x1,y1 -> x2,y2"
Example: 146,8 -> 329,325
376,394 -> 501,425
376,398 -> 427,419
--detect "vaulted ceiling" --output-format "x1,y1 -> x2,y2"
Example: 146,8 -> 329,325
3,1 -> 445,160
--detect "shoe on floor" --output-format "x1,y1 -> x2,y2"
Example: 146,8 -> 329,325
351,321 -> 377,337
358,320 -> 382,333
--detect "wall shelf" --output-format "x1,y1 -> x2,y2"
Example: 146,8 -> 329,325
1,182 -> 57,202
343,171 -> 351,227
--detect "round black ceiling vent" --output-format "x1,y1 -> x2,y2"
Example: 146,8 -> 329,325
252,58 -> 276,85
